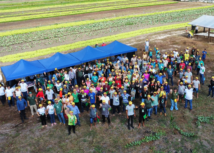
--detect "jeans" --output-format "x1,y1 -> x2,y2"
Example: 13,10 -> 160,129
168,76 -> 174,86
7,96 -> 14,107
88,73 -> 92,81
81,102 -> 89,112
151,105 -> 158,115
29,104 -> 38,115
75,114 -> 80,125
22,92 -> 28,100
160,105 -> 166,113
70,79 -> 75,87
127,115 -> 134,129
20,109 -> 27,122
123,103 -> 128,112
90,117 -> 96,124
49,114 -> 55,123
208,87 -> 214,97
145,45 -> 149,52
0,95 -> 6,105
57,112 -> 65,124
200,73 -> 204,85
170,99 -> 178,110
184,99 -> 192,110
147,108 -> 153,117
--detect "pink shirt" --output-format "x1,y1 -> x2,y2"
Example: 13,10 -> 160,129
86,81 -> 91,88
96,86 -> 101,92
144,73 -> 150,80
83,89 -> 89,95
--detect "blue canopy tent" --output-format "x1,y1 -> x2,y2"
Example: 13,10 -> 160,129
38,52 -> 81,72
1,59 -> 47,81
70,46 -> 110,63
97,40 -> 137,56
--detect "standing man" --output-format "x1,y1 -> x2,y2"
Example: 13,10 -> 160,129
54,99 -> 65,125
100,100 -> 111,126
88,88 -> 96,106
27,92 -> 38,117
121,90 -> 130,112
145,39 -> 149,52
0,85 -> 6,106
67,102 -> 81,126
202,49 -> 207,61
126,101 -> 136,130
69,68 -> 76,87
17,96 -> 28,123
151,92 -> 159,115
144,95 -> 154,120
100,92 -> 110,105
5,86 -> 15,107
199,63 -> 205,85
166,65 -> 174,86
45,87 -> 55,104
184,85 -> 193,111
20,80 -> 28,100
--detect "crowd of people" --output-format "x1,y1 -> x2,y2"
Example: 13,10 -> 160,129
0,40 -> 211,134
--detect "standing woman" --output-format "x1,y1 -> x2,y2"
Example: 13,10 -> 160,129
138,102 -> 147,129
65,110 -> 77,135
46,101 -> 56,126
37,104 -> 47,128
0,84 -> 6,106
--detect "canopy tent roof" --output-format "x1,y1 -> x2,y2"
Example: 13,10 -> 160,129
1,59 -> 47,81
38,52 -> 81,72
70,46 -> 110,63
189,15 -> 214,29
97,40 -> 137,56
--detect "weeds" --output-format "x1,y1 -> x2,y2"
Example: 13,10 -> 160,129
196,116 -> 214,127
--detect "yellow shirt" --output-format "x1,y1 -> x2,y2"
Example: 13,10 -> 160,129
184,53 -> 189,61
159,91 -> 166,97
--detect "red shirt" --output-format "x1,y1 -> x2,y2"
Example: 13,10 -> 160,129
102,43 -> 106,46
103,85 -> 110,92
114,76 -> 122,88
100,77 -> 106,83
36,91 -> 45,98
180,63 -> 185,69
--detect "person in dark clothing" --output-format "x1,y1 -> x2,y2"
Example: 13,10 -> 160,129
17,96 -> 28,123
141,86 -> 148,102
159,94 -> 167,116
79,90 -> 89,112
208,76 -> 214,97
138,102 -> 147,128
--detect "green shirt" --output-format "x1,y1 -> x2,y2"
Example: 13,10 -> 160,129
144,99 -> 152,108
36,77 -> 44,85
72,93 -> 79,103
54,102 -> 62,114
171,92 -> 179,100
97,63 -> 102,69
27,96 -> 36,105
47,83 -> 54,89
67,114 -> 77,126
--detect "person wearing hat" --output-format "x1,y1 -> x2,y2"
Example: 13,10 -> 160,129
121,90 -> 130,112
115,74 -> 122,88
36,74 -> 44,86
192,77 -> 200,98
126,101 -> 136,130
166,65 -> 174,86
99,92 -> 110,105
112,92 -> 121,115
27,92 -> 38,117
89,104 -> 98,130
144,95 -> 154,119
45,87 -> 55,104
19,79 -> 28,100
159,93 -> 167,116
130,80 -> 136,101
91,72 -> 98,86
163,82 -> 170,99
77,67 -> 84,86
109,87 -> 115,106
54,99 -> 65,125
131,55 -> 137,64
186,63 -> 192,72
68,67 -> 76,87
13,86 -> 22,101
184,85 -> 193,111
151,91 -> 159,115
156,51 -> 161,63
5,86 -> 15,107
103,81 -> 110,93
65,110 -> 77,135
145,39 -> 150,52
184,68 -> 193,84
199,63 -> 205,85
88,88 -> 96,106
37,104 -> 47,127
0,84 -> 6,106
138,102 -> 147,128
179,61 -> 185,72
202,48 -> 207,61
141,86 -> 148,102
99,100 -> 111,126
36,88 -> 45,103
67,102 -> 81,126
208,76 -> 214,97
79,90 -> 89,112
197,57 -> 204,75
170,88 -> 179,111
154,73 -> 166,85
55,80 -> 62,94
47,80 -> 54,90
158,60 -> 164,73
17,96 -> 28,123
46,101 -> 56,126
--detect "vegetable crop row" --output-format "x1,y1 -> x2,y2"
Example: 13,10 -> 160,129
0,5 -> 212,37
0,1 -> 177,23
0,22 -> 190,63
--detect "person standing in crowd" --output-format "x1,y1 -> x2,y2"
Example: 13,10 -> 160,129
138,102 -> 147,128
65,110 -> 77,135
69,68 -> 76,87
100,100 -> 111,126
5,86 -> 15,107
208,76 -> 214,97
54,99 -> 65,125
126,101 -> 136,130
17,96 -> 28,123
145,39 -> 149,52
193,77 -> 200,98
144,95 -> 154,120
100,92 -> 110,105
88,88 -> 96,107
14,87 -> 22,100
27,92 -> 38,117
67,102 -> 81,126
19,79 -> 28,100
112,92 -> 121,116
121,90 -> 130,112
166,65 -> 174,86
151,91 -> 159,115
202,49 -> 207,61
0,84 -> 6,106
46,101 -> 56,126
170,88 -> 179,111
89,104 -> 98,130
199,63 -> 205,85
37,104 -> 47,128
184,85 -> 193,111
72,89 -> 80,109
159,94 -> 167,116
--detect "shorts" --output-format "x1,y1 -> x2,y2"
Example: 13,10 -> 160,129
194,88 -> 198,93
90,117 -> 96,124
179,94 -> 184,99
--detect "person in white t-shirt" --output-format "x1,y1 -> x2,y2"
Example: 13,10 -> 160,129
0,84 -> 6,105
37,104 -> 47,128
64,71 -> 69,81
192,77 -> 200,98
0,74 -> 3,86
5,86 -> 15,107
173,49 -> 179,58
46,101 -> 56,126
100,92 -> 110,105
55,81 -> 62,94
184,85 -> 193,111
19,79 -> 28,100
199,63 -> 205,85
126,101 -> 136,130
45,87 -> 55,103
145,39 -> 149,52
13,87 -> 22,100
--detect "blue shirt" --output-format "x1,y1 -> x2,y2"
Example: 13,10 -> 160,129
158,63 -> 164,70
88,92 -> 96,104
97,70 -> 103,77
52,74 -> 58,81
167,68 -> 174,77
117,56 -> 122,61
155,75 -> 166,84
121,93 -> 130,103
17,99 -> 27,111
202,51 -> 207,59
163,85 -> 170,93
151,62 -> 156,68
91,76 -> 98,83
67,105 -> 80,115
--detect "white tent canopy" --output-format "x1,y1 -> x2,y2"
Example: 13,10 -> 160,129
189,15 -> 214,29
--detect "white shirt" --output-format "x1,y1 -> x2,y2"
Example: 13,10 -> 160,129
101,96 -> 110,104
0,87 -> 5,96
163,59 -> 168,67
0,74 -> 2,82
38,107 -> 46,115
46,89 -> 54,100
145,41 -> 149,46
64,74 -> 69,81
20,83 -> 28,92
200,66 -> 205,74
126,104 -> 135,116
47,105 -> 54,114
185,88 -> 193,100
173,51 -> 178,57
15,90 -> 21,97
55,83 -> 62,91
5,88 -> 15,97
163,54 -> 167,59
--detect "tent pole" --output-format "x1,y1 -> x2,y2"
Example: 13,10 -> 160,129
208,28 -> 210,42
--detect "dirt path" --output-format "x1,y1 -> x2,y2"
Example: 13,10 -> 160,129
0,2 -> 211,31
